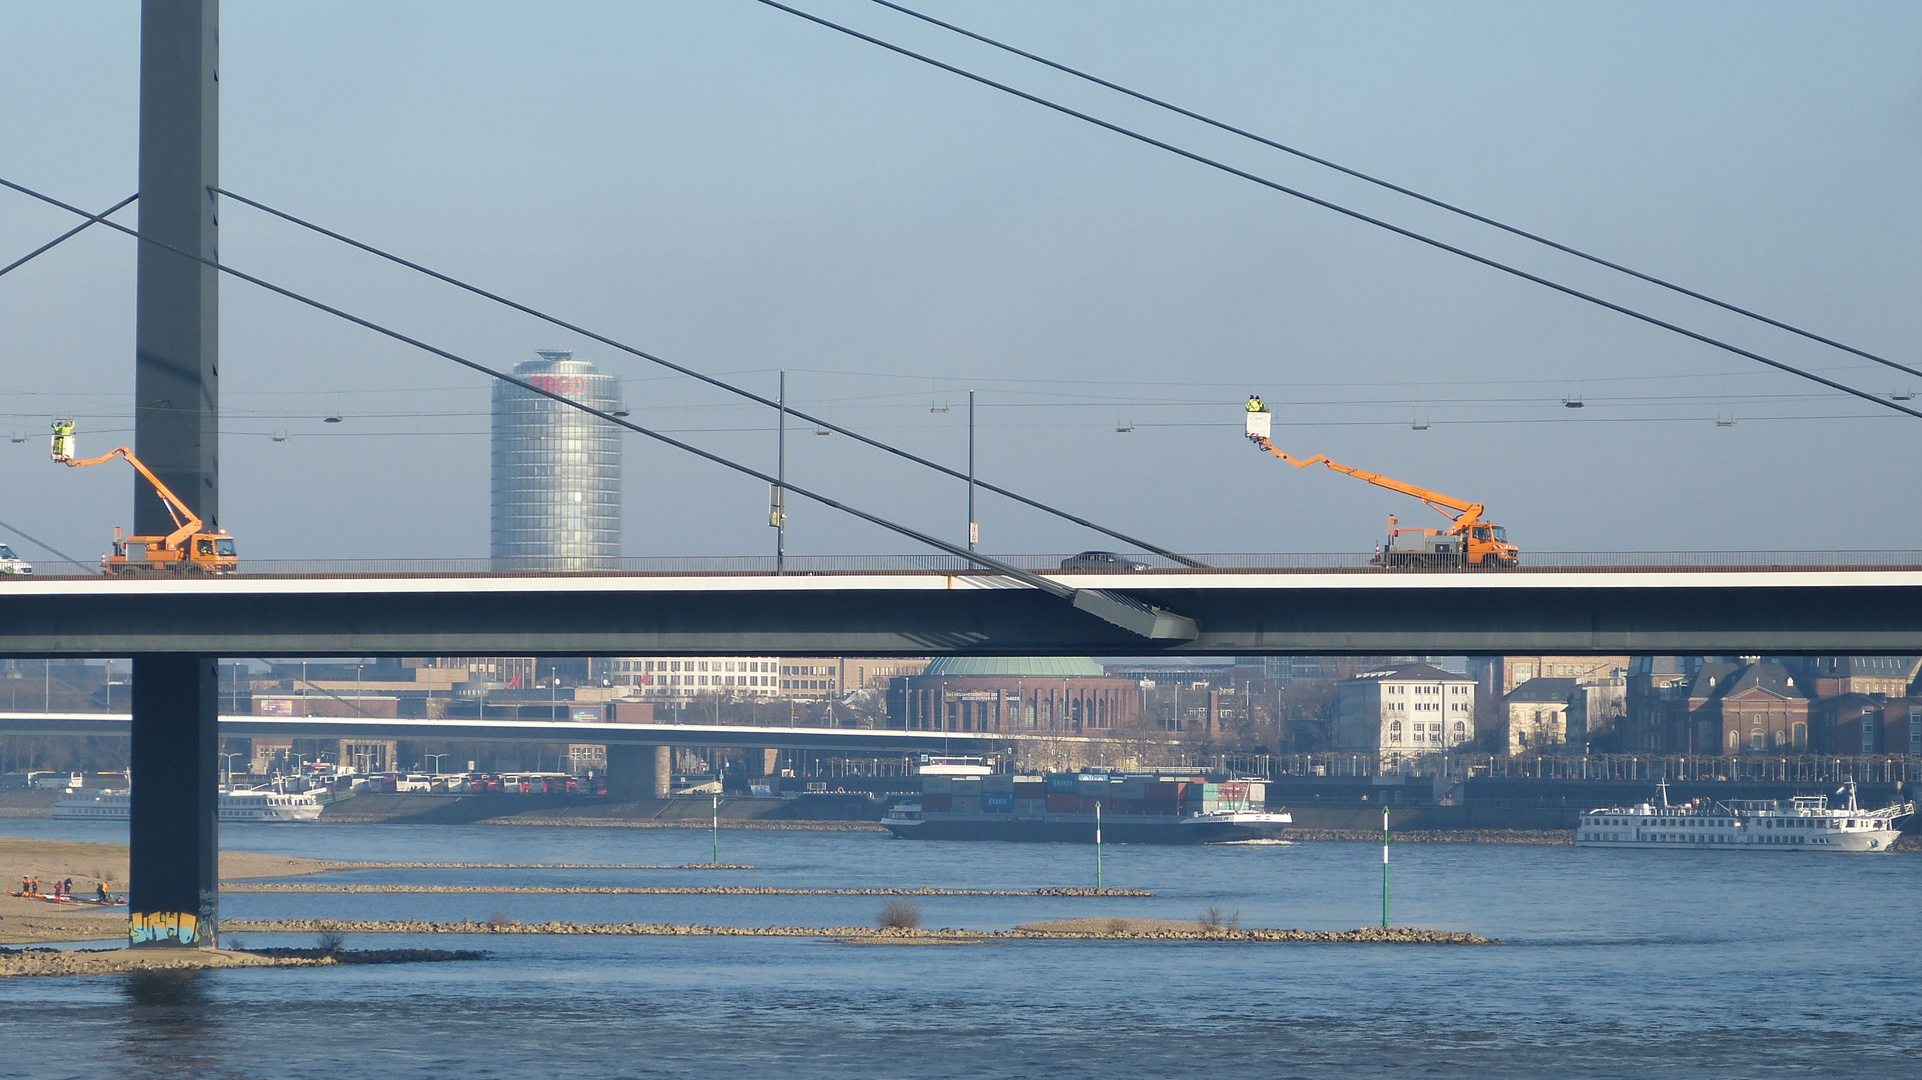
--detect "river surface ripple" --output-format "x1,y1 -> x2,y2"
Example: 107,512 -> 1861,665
3,819 -> 1917,1079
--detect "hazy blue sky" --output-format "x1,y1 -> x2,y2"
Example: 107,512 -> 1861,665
2,1 -> 1919,564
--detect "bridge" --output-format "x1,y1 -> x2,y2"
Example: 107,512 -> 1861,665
0,712 -> 1006,800
2,562 -> 1920,658
5,3 -> 1917,950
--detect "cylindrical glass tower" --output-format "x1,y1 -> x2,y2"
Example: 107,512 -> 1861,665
491,351 -> 622,572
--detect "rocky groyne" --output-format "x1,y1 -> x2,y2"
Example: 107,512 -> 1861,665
0,945 -> 480,979
223,884 -> 1153,896
223,917 -> 1494,945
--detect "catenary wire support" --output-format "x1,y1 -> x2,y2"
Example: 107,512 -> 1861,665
775,369 -> 787,574
967,388 -> 976,553
863,0 -> 1922,383
2,176 -> 1196,641
209,188 -> 1207,568
745,1 -> 1922,422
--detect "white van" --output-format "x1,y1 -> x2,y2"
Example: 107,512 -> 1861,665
0,544 -> 31,576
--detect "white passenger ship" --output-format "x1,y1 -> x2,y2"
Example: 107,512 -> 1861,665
1578,782 -> 1911,853
54,788 -> 323,823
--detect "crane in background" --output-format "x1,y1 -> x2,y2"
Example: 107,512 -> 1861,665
1243,400 -> 1518,569
50,420 -> 237,575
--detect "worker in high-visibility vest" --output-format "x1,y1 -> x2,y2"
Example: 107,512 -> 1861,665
1246,395 -> 1266,413
50,419 -> 75,462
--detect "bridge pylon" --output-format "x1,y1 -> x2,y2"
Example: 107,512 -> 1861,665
127,0 -> 221,948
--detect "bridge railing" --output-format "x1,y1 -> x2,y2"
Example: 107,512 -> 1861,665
1207,751 -> 1922,786
20,550 -> 1922,577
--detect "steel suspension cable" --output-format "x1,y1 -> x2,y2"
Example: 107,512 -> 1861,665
748,0 -> 1922,422
213,187 -> 1205,568
0,516 -> 95,574
0,176 -> 1076,600
0,193 -> 138,281
864,0 -> 1922,383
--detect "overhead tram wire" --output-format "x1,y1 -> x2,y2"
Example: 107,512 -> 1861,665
747,1 -> 1922,423
0,193 -> 137,281
212,189 -> 1206,569
0,176 -> 1082,603
863,0 -> 1922,385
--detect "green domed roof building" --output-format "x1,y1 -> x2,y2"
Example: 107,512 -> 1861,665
918,657 -> 1107,679
891,657 -> 1136,734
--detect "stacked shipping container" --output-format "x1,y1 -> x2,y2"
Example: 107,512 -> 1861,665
920,773 -> 1266,817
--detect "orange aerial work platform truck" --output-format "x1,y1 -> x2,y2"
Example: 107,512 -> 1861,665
1243,399 -> 1517,569
50,419 -> 237,575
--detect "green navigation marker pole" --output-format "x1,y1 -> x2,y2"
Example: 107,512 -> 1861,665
1094,799 -> 1103,892
1382,806 -> 1390,929
712,793 -> 720,865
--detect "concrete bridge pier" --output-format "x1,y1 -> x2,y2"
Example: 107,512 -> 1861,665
129,655 -> 220,947
127,0 -> 221,949
607,744 -> 672,800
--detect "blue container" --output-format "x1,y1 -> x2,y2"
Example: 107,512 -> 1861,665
1046,773 -> 1080,793
983,792 -> 1015,813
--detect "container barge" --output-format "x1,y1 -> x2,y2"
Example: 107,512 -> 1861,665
882,772 -> 1291,844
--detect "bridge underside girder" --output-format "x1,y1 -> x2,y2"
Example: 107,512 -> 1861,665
2,573 -> 1921,657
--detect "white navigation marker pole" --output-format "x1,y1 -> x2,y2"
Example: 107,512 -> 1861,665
1382,806 -> 1390,929
1095,799 -> 1103,892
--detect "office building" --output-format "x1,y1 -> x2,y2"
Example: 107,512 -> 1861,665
491,350 -> 623,571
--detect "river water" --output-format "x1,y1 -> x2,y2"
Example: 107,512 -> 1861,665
2,818 -> 1917,1078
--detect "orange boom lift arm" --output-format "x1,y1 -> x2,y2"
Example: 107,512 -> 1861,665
54,446 -> 205,552
50,419 -> 236,575
1247,439 -> 1490,537
1242,400 -> 1516,568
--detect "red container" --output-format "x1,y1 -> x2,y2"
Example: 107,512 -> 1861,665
1014,782 -> 1047,799
1046,792 -> 1080,813
922,794 -> 953,812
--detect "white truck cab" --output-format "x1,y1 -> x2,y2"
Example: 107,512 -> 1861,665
0,544 -> 31,575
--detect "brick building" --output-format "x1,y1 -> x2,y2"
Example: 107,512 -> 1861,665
1469,655 -> 1630,697
1781,656 -> 1921,699
1811,694 -> 1922,755
1690,661 -> 1812,754
1620,656 -> 1702,751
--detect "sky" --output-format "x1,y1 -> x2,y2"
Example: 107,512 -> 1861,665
2,1 -> 1919,566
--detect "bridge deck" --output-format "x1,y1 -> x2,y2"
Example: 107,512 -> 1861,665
3,565 -> 1920,656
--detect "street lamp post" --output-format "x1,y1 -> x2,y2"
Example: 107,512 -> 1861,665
218,752 -> 246,789
425,753 -> 448,776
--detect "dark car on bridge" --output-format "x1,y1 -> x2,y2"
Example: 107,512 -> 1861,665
1059,551 -> 1148,572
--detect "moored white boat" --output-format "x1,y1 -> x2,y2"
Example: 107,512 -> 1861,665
1577,781 -> 1911,853
54,787 -> 323,823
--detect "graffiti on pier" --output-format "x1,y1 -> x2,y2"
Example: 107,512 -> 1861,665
129,911 -> 199,946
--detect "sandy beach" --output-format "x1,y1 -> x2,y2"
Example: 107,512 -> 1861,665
1,838 -> 356,945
